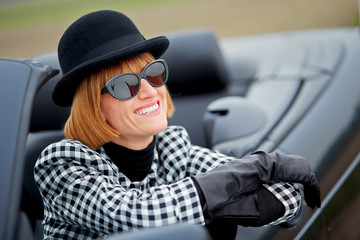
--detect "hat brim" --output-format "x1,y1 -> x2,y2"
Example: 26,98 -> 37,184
52,36 -> 169,106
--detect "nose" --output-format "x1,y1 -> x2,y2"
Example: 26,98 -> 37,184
137,78 -> 157,99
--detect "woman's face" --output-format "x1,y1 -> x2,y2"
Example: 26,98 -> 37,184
100,77 -> 168,149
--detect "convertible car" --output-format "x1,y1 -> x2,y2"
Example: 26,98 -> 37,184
1,25 -> 360,240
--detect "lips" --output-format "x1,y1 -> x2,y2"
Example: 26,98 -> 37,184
135,101 -> 160,115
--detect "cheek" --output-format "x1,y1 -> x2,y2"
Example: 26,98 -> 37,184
100,95 -> 116,122
158,87 -> 168,108
100,95 -> 128,126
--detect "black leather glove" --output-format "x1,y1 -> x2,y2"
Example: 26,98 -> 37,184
205,219 -> 237,240
209,186 -> 286,227
193,151 -> 321,224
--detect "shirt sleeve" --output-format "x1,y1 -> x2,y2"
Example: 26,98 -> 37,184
262,182 -> 302,225
34,140 -> 205,237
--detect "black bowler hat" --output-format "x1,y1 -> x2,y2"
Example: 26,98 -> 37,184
52,10 -> 170,106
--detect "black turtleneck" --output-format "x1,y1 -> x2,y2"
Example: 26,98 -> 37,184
103,137 -> 156,182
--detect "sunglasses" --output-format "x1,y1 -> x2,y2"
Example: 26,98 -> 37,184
101,59 -> 168,100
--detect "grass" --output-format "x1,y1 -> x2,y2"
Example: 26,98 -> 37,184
0,0 -> 191,30
0,0 -> 358,58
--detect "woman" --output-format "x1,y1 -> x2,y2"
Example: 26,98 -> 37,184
34,10 -> 321,240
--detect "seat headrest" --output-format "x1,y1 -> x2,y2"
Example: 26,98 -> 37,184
162,29 -> 228,95
30,52 -> 70,132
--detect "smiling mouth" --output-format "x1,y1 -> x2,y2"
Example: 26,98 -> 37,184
135,101 -> 160,115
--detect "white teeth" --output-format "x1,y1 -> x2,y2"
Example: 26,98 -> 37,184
136,103 -> 159,115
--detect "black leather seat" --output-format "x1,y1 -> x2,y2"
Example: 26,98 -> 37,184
21,52 -> 69,239
163,29 -> 236,147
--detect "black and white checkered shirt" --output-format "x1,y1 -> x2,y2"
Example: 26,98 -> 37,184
34,126 -> 301,239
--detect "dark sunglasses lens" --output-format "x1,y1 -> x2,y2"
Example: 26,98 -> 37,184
110,75 -> 139,99
145,62 -> 167,86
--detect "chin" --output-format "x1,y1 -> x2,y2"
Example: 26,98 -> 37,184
150,118 -> 168,135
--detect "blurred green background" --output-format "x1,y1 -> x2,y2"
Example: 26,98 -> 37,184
0,0 -> 358,58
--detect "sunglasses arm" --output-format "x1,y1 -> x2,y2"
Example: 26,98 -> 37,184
101,87 -> 109,94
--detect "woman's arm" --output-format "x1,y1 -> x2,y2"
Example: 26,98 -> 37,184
159,126 -> 314,226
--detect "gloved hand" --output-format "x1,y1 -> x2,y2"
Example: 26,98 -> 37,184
258,152 -> 320,209
193,151 -> 321,224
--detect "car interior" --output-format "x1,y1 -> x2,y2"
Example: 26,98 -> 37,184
5,22 -> 359,240
19,26 -> 350,240
7,24 -> 360,240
